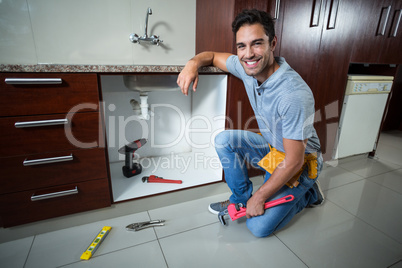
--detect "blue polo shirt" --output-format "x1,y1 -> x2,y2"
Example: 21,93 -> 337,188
226,55 -> 321,154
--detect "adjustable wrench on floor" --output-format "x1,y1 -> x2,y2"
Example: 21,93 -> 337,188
218,194 -> 295,225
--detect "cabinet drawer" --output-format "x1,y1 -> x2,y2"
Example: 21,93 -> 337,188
0,179 -> 111,227
0,148 -> 107,194
0,112 -> 103,157
0,73 -> 99,116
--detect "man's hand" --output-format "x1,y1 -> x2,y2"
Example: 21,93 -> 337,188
246,193 -> 265,218
245,138 -> 307,219
177,52 -> 231,96
177,60 -> 199,96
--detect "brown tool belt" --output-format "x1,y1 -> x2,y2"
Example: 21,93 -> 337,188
257,144 -> 318,188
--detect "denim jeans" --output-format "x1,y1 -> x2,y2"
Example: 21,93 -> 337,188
215,130 -> 323,237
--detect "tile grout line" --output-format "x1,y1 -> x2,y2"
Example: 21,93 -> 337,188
323,177 -> 366,192
56,240 -> 162,268
22,235 -> 36,268
337,162 -> 402,180
148,210 -> 169,268
325,198 -> 402,246
367,173 -> 402,196
155,221 -> 220,241
324,168 -> 402,196
273,233 -> 310,268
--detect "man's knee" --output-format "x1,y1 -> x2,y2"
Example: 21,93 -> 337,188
246,219 -> 275,238
214,130 -> 231,147
215,130 -> 241,150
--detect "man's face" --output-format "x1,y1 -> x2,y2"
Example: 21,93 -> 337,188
236,23 -> 276,82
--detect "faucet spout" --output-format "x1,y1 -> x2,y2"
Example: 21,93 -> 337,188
144,8 -> 152,38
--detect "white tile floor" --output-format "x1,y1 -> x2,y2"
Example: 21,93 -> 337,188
1,131 -> 402,268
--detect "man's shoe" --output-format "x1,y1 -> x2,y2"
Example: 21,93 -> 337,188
309,181 -> 325,207
208,200 -> 230,215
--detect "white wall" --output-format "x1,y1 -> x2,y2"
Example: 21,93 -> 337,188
0,0 -> 195,65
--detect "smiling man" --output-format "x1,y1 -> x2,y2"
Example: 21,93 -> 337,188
177,9 -> 324,237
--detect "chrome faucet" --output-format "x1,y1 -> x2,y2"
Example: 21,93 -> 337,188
129,7 -> 163,46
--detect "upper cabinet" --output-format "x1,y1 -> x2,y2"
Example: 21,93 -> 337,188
351,0 -> 402,64
279,0 -> 325,92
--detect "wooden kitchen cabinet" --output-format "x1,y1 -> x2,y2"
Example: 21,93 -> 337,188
0,179 -> 110,227
197,0 -> 402,161
0,73 -> 111,227
351,0 -> 402,64
277,0 -> 365,160
281,0 -> 400,159
0,73 -> 99,117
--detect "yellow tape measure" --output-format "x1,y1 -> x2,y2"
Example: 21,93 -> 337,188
80,226 -> 112,260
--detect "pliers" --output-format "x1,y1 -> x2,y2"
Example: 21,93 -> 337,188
126,219 -> 165,231
218,195 -> 295,225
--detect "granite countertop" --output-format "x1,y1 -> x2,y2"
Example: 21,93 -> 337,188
0,64 -> 223,73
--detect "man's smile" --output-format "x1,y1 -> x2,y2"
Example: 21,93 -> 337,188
244,59 -> 260,67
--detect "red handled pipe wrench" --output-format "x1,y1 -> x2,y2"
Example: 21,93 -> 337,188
142,175 -> 182,184
218,194 -> 295,225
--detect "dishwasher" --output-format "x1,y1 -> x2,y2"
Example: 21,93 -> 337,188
333,75 -> 393,159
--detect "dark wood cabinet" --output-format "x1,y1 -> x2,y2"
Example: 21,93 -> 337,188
267,0 -> 364,159
311,0 -> 364,159
0,73 -> 111,227
351,0 -> 402,64
196,0 -> 401,161
281,0 -> 400,159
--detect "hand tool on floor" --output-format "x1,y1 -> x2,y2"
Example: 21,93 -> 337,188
118,138 -> 147,178
80,226 -> 112,260
218,195 -> 295,225
126,220 -> 165,231
142,175 -> 183,184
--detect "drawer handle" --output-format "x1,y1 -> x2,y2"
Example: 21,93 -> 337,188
327,0 -> 339,30
390,9 -> 401,37
23,154 -> 73,166
274,0 -> 280,20
5,78 -> 62,85
310,0 -> 323,27
15,118 -> 68,128
377,6 -> 391,36
31,187 -> 78,201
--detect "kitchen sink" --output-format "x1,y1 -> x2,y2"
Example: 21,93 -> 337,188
123,75 -> 180,93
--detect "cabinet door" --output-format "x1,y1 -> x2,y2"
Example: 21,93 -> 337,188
380,0 -> 402,63
280,0 -> 363,160
196,0 -> 235,53
279,0 -> 326,155
351,0 -> 401,64
279,0 -> 325,92
315,0 -> 364,160
0,179 -> 111,227
351,0 -> 389,63
268,0 -> 285,57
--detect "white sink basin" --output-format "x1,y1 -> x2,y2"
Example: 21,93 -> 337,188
123,75 -> 180,93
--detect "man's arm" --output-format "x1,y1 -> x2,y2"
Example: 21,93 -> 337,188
177,52 -> 233,95
246,138 -> 307,218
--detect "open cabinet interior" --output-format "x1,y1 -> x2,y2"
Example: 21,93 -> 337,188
100,74 -> 227,202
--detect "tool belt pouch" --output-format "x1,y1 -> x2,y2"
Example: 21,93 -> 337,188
257,145 -> 318,188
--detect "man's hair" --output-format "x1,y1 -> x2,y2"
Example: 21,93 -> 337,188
232,9 -> 275,43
